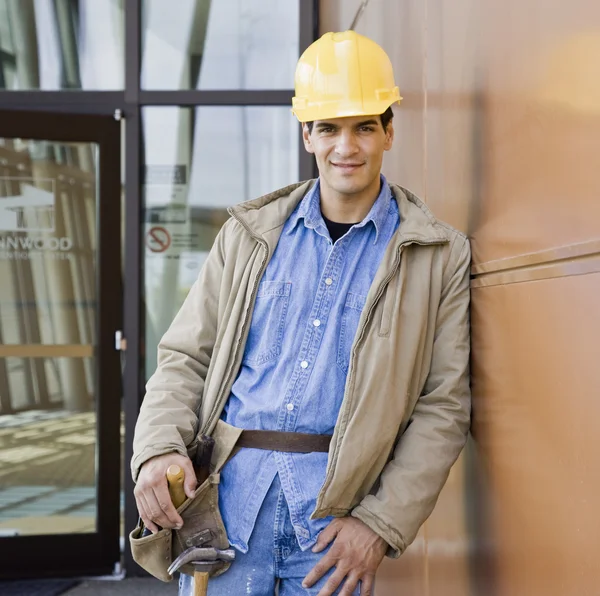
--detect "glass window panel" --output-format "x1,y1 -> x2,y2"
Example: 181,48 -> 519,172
0,0 -> 124,90
141,0 -> 299,89
0,399 -> 97,535
142,106 -> 299,378
0,138 -> 99,536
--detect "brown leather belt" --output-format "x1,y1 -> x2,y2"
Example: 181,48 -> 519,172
237,430 -> 332,453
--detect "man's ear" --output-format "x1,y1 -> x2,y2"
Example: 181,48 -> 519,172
302,124 -> 315,154
384,121 -> 394,151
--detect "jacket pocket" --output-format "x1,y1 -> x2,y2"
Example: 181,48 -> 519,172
243,281 -> 291,366
337,292 -> 367,374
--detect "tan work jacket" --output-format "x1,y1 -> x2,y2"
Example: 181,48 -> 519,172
132,180 -> 471,557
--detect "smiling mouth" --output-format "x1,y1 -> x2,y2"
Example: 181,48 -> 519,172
331,163 -> 364,170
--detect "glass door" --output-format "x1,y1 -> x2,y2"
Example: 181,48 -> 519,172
0,111 -> 121,578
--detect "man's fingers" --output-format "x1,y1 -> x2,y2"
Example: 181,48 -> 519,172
152,484 -> 184,527
143,491 -> 171,529
137,493 -> 159,534
303,552 -> 336,589
134,453 -> 198,528
181,459 -> 198,498
316,568 -> 348,596
312,520 -> 340,553
359,575 -> 375,596
144,488 -> 179,529
339,572 -> 361,596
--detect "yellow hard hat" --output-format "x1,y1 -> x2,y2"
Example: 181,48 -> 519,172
292,31 -> 402,123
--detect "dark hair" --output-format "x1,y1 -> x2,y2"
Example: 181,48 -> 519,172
305,106 -> 394,134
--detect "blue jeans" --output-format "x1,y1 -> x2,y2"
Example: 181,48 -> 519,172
178,474 -> 360,595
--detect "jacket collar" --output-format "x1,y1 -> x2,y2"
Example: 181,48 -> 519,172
391,184 -> 450,245
228,180 -> 314,240
228,179 -> 450,246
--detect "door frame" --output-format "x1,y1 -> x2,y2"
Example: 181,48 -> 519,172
0,110 -> 122,579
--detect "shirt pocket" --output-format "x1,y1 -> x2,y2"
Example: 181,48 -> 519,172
337,291 -> 367,374
243,281 -> 292,366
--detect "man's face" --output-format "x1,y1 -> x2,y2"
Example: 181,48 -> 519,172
302,114 -> 394,198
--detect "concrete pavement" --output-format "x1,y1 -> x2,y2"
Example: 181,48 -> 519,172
64,578 -> 178,595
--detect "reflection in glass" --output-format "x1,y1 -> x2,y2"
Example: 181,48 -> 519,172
141,0 -> 299,89
0,139 -> 99,535
0,0 -> 124,90
142,106 -> 299,378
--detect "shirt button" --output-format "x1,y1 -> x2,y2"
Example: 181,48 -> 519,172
313,319 -> 321,327
300,360 -> 309,369
286,403 -> 294,411
325,278 -> 333,286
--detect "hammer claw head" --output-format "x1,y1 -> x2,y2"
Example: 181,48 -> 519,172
168,546 -> 236,576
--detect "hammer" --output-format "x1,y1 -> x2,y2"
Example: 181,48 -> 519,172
168,546 -> 236,595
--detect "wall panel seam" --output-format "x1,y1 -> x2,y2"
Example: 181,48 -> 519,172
471,238 -> 600,276
471,257 -> 600,288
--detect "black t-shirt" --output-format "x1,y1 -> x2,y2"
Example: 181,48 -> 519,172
322,215 -> 359,244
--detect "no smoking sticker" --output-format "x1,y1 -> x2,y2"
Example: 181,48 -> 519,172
145,226 -> 171,253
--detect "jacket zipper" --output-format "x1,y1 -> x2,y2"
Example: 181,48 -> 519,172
203,218 -> 270,434
318,236 -> 448,502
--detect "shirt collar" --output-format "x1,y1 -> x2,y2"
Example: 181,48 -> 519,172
287,174 -> 392,244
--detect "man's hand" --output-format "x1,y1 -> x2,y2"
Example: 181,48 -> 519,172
303,517 -> 388,596
134,452 -> 197,534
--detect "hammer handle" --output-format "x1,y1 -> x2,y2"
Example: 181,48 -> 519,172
167,464 -> 187,509
193,571 -> 209,596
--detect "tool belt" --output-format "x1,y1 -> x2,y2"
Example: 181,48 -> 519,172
130,426 -> 332,582
237,430 -> 332,453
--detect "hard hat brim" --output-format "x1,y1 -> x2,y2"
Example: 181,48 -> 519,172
292,96 -> 402,123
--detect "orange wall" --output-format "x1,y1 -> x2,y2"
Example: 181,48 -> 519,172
321,1 -> 600,594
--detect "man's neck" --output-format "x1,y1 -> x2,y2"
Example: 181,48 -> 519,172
319,177 -> 382,224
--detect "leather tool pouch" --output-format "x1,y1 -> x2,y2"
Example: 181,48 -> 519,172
129,420 -> 243,582
129,422 -> 331,581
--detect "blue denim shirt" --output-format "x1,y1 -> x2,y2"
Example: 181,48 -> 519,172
219,176 -> 400,553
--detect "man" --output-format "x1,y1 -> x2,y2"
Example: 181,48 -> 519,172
132,31 -> 471,596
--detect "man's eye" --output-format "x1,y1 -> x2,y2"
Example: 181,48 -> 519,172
320,127 -> 334,133
360,126 -> 375,132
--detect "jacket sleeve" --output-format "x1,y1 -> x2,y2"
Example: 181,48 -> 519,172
130,222 -> 229,482
351,233 -> 471,557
